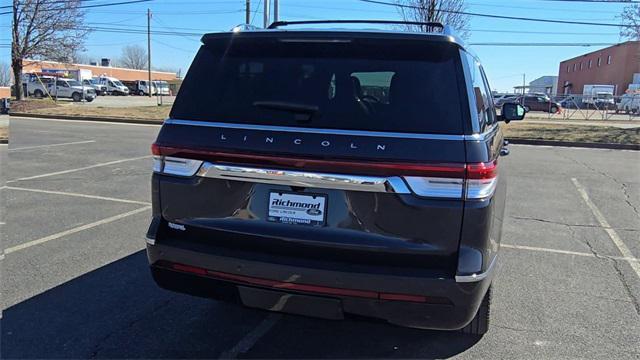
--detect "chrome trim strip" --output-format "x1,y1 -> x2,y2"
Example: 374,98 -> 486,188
165,119 -> 465,141
196,162 -> 412,194
455,255 -> 497,283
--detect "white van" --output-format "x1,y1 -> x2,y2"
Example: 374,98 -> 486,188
95,76 -> 129,96
153,80 -> 170,96
616,93 -> 640,114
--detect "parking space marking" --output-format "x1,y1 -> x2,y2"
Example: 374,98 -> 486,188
7,155 -> 152,183
9,140 -> 96,152
6,186 -> 151,205
219,314 -> 282,359
501,244 -> 639,263
13,117 -> 162,127
572,178 -> 640,280
3,206 -> 150,255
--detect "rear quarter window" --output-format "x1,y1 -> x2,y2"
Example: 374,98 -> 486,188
171,35 -> 469,134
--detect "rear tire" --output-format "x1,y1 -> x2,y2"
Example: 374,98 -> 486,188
461,286 -> 491,336
34,89 -> 43,98
138,90 -> 145,96
550,106 -> 558,113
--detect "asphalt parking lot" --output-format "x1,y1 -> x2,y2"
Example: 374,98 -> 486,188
1,116 -> 639,359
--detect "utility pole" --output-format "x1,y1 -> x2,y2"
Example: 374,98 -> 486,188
521,73 -> 526,104
245,0 -> 250,24
147,8 -> 152,98
273,0 -> 279,22
263,0 -> 270,28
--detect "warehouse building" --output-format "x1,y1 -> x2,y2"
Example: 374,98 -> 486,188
557,41 -> 640,96
21,59 -> 178,82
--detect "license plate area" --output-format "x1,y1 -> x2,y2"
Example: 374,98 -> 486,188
268,191 -> 327,226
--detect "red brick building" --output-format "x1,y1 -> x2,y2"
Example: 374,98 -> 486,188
557,41 -> 639,96
22,59 -> 178,81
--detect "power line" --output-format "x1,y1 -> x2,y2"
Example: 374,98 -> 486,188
470,42 -> 619,46
536,0 -> 639,3
1,0 -> 153,15
358,0 -> 633,27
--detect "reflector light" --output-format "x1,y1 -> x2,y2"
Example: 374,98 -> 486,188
164,262 -> 448,304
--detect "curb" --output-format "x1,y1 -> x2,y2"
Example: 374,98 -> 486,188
9,113 -> 639,151
508,138 -> 639,151
9,112 -> 164,125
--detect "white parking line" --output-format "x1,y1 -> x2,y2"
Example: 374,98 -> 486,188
572,178 -> 640,280
6,186 -> 151,205
13,116 -> 162,127
9,140 -> 96,151
219,314 -> 282,359
7,155 -> 151,183
501,244 -> 639,263
3,206 -> 151,255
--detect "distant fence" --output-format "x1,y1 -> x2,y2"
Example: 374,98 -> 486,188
497,94 -> 640,121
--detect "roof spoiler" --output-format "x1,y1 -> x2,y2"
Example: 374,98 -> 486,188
267,20 -> 452,35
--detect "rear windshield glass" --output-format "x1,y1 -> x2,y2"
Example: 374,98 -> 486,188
171,36 -> 467,134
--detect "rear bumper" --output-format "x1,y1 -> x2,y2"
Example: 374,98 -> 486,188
146,241 -> 494,330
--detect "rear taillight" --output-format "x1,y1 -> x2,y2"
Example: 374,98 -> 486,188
403,160 -> 497,200
151,144 -> 498,199
152,143 -> 203,176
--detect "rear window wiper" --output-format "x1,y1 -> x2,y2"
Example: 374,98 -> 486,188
253,101 -> 319,114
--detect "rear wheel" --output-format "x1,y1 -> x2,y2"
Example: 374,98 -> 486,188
33,89 -> 43,98
138,90 -> 145,96
550,106 -> 558,113
461,286 -> 491,336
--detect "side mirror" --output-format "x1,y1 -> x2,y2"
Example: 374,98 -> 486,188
499,102 -> 526,123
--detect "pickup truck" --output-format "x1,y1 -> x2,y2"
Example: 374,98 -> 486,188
48,79 -> 96,102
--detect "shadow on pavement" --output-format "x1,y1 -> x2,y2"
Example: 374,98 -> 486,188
1,250 -> 481,359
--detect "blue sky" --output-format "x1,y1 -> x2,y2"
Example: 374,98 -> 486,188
3,0 -> 632,92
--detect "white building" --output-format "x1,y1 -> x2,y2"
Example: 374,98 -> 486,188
528,76 -> 558,96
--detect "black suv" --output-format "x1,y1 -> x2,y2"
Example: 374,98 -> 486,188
146,21 -> 525,335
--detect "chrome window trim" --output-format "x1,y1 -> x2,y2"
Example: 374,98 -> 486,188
165,119 -> 498,141
455,255 -> 497,283
196,162 -> 412,194
459,49 -> 480,133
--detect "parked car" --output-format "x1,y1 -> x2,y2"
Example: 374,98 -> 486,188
146,21 -> 525,336
153,80 -> 170,96
48,79 -> 96,102
82,79 -> 106,96
616,93 -> 640,114
122,80 -> 155,96
494,95 -> 518,108
94,76 -> 129,95
515,95 -> 562,113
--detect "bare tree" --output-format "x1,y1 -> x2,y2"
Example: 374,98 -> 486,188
120,45 -> 148,70
71,50 -> 92,65
12,0 -> 90,100
395,0 -> 470,39
620,4 -> 640,40
0,62 -> 10,87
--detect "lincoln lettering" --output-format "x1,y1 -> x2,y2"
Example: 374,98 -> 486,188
215,133 -> 387,151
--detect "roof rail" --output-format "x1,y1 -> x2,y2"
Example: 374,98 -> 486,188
267,20 -> 450,34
